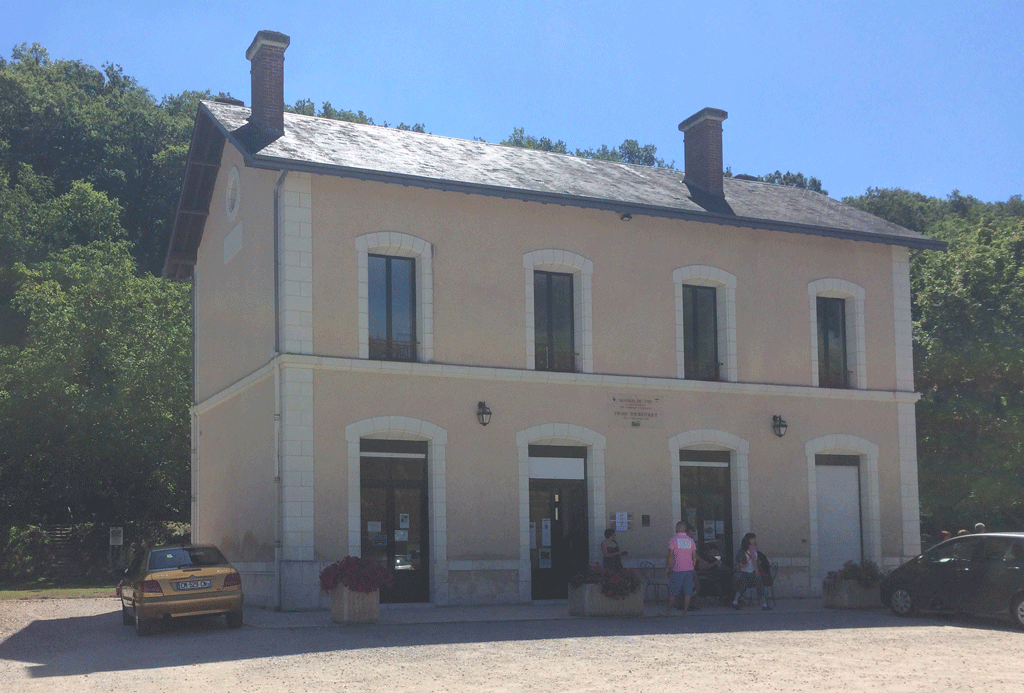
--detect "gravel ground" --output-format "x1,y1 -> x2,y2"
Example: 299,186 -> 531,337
1,598 -> 1021,692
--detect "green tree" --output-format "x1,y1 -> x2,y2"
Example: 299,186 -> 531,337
848,188 -> 1024,532
576,139 -> 671,168
0,241 -> 191,526
286,99 -> 426,132
500,128 -> 673,167
0,166 -> 127,345
500,127 -> 568,154
745,170 -> 827,195
0,45 -> 198,274
0,168 -> 125,263
912,216 -> 1024,532
287,99 -> 377,125
842,188 -> 990,239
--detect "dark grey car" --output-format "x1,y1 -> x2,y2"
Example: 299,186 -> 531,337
880,532 -> 1024,629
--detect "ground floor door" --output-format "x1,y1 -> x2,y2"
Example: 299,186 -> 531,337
360,440 -> 429,603
816,454 -> 862,581
528,444 -> 588,600
679,451 -> 733,600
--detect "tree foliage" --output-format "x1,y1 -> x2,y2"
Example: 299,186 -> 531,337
758,170 -> 827,195
912,215 -> 1024,532
0,167 -> 125,266
845,188 -> 1024,532
576,140 -> 670,168
500,127 -> 568,154
500,128 -> 673,168
286,98 -> 426,132
0,242 -> 191,525
727,168 -> 827,195
0,44 -> 200,275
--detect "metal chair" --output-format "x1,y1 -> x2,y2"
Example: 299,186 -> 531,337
737,561 -> 777,608
764,562 -> 779,607
735,552 -> 776,608
639,561 -> 669,604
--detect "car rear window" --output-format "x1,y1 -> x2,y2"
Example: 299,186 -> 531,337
1009,540 -> 1024,565
148,546 -> 228,570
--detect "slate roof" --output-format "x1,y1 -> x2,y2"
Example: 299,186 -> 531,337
163,100 -> 944,278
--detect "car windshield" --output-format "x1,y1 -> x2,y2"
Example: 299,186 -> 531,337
148,546 -> 228,571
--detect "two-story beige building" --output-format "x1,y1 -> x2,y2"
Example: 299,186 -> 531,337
164,31 -> 945,610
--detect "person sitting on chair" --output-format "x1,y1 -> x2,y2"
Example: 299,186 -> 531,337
732,532 -> 771,611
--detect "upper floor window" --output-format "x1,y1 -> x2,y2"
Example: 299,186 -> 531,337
368,253 -> 417,362
357,232 -> 433,363
673,266 -> 737,382
808,278 -> 865,389
817,296 -> 848,388
534,270 -> 575,372
683,284 -> 719,381
523,250 -> 593,373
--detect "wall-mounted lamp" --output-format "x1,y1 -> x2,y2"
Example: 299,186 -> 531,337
772,415 -> 788,438
620,212 -> 633,221
476,401 -> 492,426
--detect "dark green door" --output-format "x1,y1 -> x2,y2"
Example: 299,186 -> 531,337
530,479 -> 588,600
679,452 -> 733,599
360,440 -> 429,603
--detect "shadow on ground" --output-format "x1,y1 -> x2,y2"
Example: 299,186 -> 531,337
1,603 -> 1017,680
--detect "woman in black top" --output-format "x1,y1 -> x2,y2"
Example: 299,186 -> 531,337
601,528 -> 627,570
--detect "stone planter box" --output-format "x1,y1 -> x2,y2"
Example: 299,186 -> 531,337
331,585 -> 380,624
568,583 -> 644,617
823,578 -> 881,609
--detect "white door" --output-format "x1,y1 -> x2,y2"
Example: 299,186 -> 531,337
816,464 -> 862,580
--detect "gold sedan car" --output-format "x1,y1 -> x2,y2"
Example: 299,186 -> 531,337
119,544 -> 244,636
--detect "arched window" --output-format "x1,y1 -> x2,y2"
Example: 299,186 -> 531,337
673,266 -> 737,382
807,278 -> 866,389
523,250 -> 593,373
357,232 -> 433,362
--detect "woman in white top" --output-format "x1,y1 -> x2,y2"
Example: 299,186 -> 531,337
732,532 -> 771,610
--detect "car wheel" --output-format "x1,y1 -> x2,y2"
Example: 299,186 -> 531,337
1011,594 -> 1024,630
890,586 -> 916,616
122,604 -> 133,626
134,608 -> 153,637
226,610 -> 243,629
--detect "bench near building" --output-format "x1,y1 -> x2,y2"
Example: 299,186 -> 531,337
164,30 -> 945,610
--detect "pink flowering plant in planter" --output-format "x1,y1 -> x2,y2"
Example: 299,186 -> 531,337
569,562 -> 641,600
319,556 -> 396,594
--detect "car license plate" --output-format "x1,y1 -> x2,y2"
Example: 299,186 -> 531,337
176,580 -> 211,590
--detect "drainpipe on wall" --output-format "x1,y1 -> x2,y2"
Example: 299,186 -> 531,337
273,361 -> 282,610
272,170 -> 287,610
190,275 -> 200,540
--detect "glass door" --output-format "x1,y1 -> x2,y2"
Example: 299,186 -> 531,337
679,451 -> 732,601
360,440 -> 429,603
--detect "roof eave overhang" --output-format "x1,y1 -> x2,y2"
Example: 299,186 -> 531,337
246,151 -> 947,252
162,106 -> 227,279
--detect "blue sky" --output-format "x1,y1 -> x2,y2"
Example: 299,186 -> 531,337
3,0 -> 1022,203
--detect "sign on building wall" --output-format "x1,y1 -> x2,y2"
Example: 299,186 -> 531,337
609,394 -> 663,429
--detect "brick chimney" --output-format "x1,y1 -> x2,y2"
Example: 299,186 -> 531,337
678,107 -> 728,196
246,30 -> 290,132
